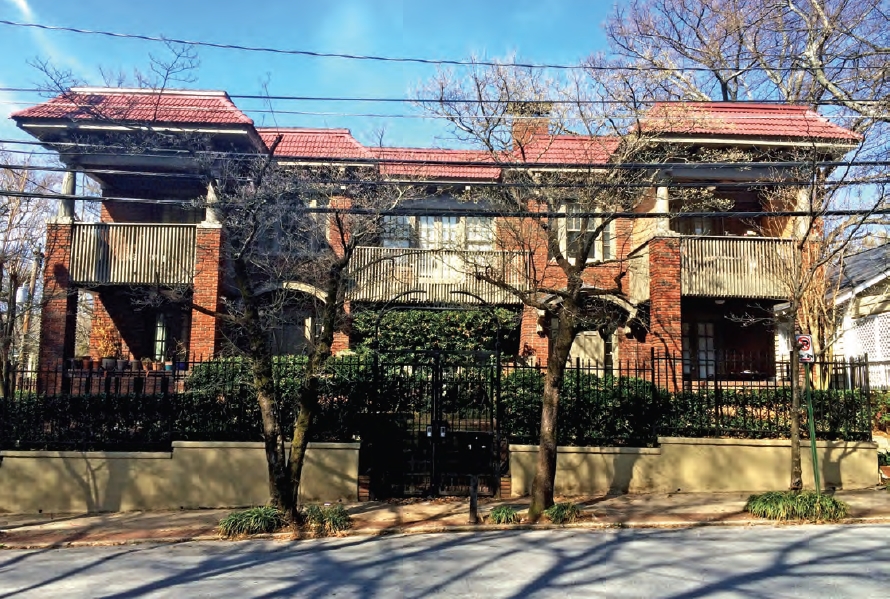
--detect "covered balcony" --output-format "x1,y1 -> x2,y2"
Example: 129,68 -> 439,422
69,223 -> 197,286
348,246 -> 527,304
680,237 -> 795,299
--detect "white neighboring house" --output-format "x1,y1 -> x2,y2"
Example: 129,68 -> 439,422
833,245 -> 890,389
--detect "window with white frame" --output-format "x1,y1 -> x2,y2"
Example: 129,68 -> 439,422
382,215 -> 414,248
465,216 -> 494,252
564,203 -> 613,261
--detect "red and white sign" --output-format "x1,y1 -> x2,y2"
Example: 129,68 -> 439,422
796,334 -> 815,363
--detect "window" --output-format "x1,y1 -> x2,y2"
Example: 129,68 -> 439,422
466,217 -> 494,252
564,203 -> 613,261
418,215 -> 460,249
682,321 -> 717,380
382,215 -> 413,248
153,313 -> 168,361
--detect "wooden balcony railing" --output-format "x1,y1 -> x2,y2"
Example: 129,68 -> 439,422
348,246 -> 528,304
70,223 -> 197,286
680,237 -> 795,299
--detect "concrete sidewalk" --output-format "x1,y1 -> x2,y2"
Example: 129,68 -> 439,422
2,489 -> 888,549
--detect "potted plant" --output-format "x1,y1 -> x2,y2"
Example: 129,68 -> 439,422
172,341 -> 189,371
95,323 -> 122,371
80,356 -> 93,370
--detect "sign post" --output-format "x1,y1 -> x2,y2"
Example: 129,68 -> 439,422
796,334 -> 821,495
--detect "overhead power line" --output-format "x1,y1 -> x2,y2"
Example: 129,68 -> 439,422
2,86 -> 889,107
1,20 -> 888,72
1,188 -> 888,220
0,158 -> 882,178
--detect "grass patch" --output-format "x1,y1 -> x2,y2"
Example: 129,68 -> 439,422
744,491 -> 849,522
218,506 -> 287,537
544,502 -> 582,524
305,504 -> 353,534
489,505 -> 521,525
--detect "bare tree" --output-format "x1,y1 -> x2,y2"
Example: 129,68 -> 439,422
597,0 -> 888,489
0,148 -> 57,396
420,62 -> 689,518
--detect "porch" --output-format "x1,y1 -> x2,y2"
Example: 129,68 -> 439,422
348,246 -> 528,304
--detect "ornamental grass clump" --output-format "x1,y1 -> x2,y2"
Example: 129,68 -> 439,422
489,505 -> 521,525
305,504 -> 353,534
544,502 -> 582,524
218,506 -> 287,537
744,491 -> 849,522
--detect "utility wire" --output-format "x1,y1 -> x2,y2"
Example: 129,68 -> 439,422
2,86 -> 890,106
2,20 -> 889,71
0,140 -> 873,171
1,188 -> 887,219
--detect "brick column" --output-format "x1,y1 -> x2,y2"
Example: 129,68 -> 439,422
37,222 -> 78,391
189,224 -> 223,360
519,305 -> 548,365
647,237 -> 682,391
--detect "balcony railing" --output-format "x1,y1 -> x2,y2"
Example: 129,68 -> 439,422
680,237 -> 795,299
349,246 -> 528,304
70,223 -> 197,286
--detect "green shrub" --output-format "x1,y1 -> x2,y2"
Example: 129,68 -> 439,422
352,308 -> 519,354
218,506 -> 287,537
879,451 -> 890,467
544,502 -> 582,524
488,505 -> 521,524
744,491 -> 849,522
303,504 -> 352,534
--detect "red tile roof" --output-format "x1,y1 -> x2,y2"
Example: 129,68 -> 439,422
640,102 -> 860,141
370,147 -> 500,180
12,88 -> 253,125
258,128 -> 374,159
515,135 -> 621,164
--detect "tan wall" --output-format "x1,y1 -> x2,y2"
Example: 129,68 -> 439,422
510,437 -> 879,497
0,441 -> 359,514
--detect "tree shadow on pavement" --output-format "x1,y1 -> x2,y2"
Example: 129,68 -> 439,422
0,525 -> 888,598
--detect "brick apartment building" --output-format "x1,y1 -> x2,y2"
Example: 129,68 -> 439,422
12,88 -> 860,382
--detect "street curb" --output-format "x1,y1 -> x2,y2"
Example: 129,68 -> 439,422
4,515 -> 890,549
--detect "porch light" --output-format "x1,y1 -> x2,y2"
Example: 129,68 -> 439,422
715,299 -> 726,305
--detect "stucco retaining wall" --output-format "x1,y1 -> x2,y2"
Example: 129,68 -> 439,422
0,441 -> 359,514
509,437 -> 879,497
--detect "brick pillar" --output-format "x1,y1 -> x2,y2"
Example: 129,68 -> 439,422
647,237 -> 682,391
519,305 -> 548,365
189,224 -> 223,360
37,222 -> 78,391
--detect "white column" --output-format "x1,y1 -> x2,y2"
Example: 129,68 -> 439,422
655,186 -> 670,234
56,171 -> 76,221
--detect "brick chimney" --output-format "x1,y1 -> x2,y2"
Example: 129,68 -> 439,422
508,101 -> 552,149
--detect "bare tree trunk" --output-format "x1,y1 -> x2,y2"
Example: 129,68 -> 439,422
789,344 -> 803,490
250,335 -> 291,512
286,266 -> 341,517
529,310 -> 575,520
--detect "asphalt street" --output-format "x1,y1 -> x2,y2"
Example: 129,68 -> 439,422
1,525 -> 888,598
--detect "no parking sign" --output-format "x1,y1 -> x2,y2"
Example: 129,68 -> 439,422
796,334 -> 815,363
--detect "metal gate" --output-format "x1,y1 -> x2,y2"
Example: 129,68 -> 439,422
359,350 -> 501,498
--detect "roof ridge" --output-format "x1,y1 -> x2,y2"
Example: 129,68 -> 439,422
69,87 -> 230,97
257,127 -> 352,134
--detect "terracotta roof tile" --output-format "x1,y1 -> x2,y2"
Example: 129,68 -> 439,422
258,128 -> 373,159
640,102 -> 860,141
370,147 -> 500,179
515,135 -> 621,164
12,88 -> 253,125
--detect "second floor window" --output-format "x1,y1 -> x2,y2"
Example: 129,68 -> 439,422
380,215 -> 495,251
564,203 -> 613,261
382,215 -> 413,248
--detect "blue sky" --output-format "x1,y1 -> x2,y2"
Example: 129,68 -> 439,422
0,0 -> 615,146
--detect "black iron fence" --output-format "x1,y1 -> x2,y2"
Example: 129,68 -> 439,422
0,353 -> 873,451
